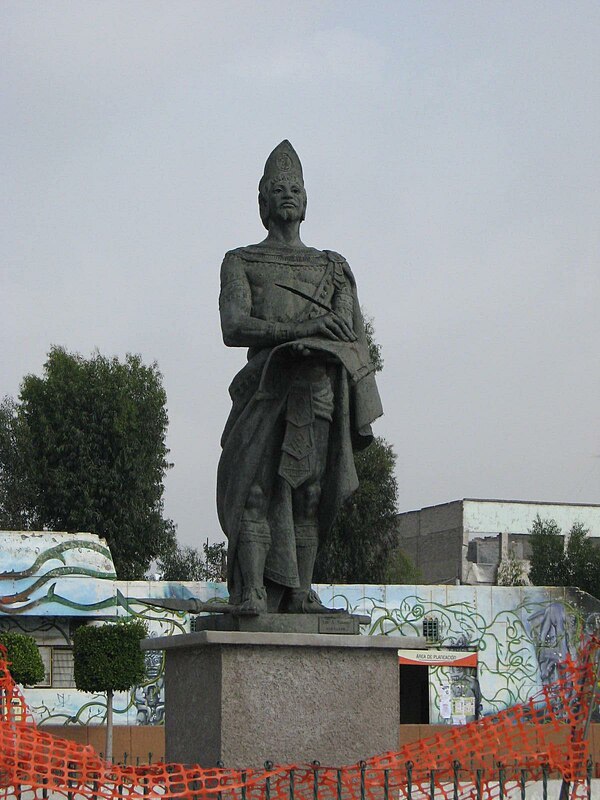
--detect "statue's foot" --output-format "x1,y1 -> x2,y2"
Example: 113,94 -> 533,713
285,589 -> 345,614
235,587 -> 267,616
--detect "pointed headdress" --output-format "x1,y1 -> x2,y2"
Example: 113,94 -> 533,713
259,140 -> 304,192
258,140 -> 306,229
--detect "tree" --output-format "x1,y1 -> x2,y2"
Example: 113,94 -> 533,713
497,543 -> 528,586
528,516 -> 568,586
157,540 -> 227,582
383,546 -> 421,584
363,316 -> 384,373
203,541 -> 227,581
158,544 -> 206,581
0,631 -> 45,686
73,620 -> 147,760
314,436 -> 399,583
564,521 -> 600,596
528,515 -> 600,598
0,347 -> 175,579
0,398 -> 38,530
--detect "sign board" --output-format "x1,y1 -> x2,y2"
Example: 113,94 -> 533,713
398,649 -> 478,667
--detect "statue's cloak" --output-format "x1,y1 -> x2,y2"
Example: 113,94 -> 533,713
216,254 -> 383,599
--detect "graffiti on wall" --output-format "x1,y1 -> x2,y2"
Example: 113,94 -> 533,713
320,583 -> 600,724
2,531 -> 600,727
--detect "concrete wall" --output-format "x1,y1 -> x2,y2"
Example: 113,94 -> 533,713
44,720 -> 600,772
396,500 -> 464,584
463,499 -> 600,539
4,529 -> 600,734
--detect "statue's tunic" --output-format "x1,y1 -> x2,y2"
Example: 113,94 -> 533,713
217,243 -> 383,602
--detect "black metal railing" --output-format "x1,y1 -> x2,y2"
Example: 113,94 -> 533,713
2,757 -> 596,799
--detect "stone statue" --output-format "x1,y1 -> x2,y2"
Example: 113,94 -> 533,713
217,141 -> 383,616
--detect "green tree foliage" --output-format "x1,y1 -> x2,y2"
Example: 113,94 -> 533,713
383,546 -> 421,584
363,316 -> 384,373
203,541 -> 227,581
496,543 -> 528,586
73,620 -> 148,693
528,515 -> 600,597
73,619 -> 147,760
0,347 -> 175,578
528,516 -> 567,586
314,436 -> 399,583
0,631 -> 45,686
157,541 -> 227,582
0,398 -> 38,530
158,544 -> 206,581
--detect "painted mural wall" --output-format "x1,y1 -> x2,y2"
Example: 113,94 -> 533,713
1,531 -> 598,728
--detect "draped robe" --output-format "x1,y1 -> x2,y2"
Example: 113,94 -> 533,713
217,244 -> 383,602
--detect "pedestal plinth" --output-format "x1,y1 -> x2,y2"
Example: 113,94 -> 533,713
143,629 -> 424,768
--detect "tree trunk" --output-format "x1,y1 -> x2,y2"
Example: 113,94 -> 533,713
105,689 -> 113,762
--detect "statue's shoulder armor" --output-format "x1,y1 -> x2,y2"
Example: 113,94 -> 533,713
323,249 -> 346,263
223,247 -> 248,260
220,248 -> 248,288
324,249 -> 355,286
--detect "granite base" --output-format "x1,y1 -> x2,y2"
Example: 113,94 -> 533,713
143,630 -> 424,768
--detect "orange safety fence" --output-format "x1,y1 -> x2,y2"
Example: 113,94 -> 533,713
1,638 -> 599,800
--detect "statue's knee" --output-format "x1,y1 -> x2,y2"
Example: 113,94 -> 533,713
245,483 -> 266,515
303,482 -> 321,516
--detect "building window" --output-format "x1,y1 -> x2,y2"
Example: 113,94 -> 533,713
422,616 -> 440,643
52,647 -> 75,688
33,646 -> 75,688
36,646 -> 52,687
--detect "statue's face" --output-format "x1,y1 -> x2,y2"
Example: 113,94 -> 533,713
266,177 -> 306,224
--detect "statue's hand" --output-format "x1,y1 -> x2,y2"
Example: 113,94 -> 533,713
291,342 -> 312,357
294,313 -> 356,342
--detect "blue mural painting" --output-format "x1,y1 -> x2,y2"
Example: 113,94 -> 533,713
1,531 -> 599,727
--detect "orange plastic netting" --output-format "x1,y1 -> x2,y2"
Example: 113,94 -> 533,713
1,640 -> 598,799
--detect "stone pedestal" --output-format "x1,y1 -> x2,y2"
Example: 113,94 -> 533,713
143,630 -> 424,768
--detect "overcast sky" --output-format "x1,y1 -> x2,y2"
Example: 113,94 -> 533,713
2,2 -> 599,548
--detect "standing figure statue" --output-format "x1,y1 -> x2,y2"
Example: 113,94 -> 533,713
217,141 -> 383,616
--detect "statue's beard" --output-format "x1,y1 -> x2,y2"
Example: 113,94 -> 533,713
270,206 -> 304,224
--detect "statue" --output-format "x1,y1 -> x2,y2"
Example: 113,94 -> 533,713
217,141 -> 383,616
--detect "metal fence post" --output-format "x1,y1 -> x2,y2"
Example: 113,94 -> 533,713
405,760 -> 413,800
519,768 -> 526,800
67,760 -> 75,800
542,764 -> 548,800
265,760 -> 273,800
359,761 -> 366,800
290,768 -> 295,800
452,761 -> 460,800
475,768 -> 482,800
312,760 -> 320,800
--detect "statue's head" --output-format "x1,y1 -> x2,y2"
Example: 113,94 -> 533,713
258,140 -> 307,230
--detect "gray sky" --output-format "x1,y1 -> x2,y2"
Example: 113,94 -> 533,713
2,2 -> 599,548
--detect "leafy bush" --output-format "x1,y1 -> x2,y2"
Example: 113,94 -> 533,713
0,631 -> 45,686
73,619 -> 148,693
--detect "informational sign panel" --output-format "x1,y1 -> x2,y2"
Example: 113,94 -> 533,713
397,649 -> 478,667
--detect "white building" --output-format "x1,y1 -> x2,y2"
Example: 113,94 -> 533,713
396,498 -> 600,585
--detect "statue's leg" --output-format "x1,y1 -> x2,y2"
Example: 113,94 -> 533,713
286,417 -> 331,613
237,482 -> 270,615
